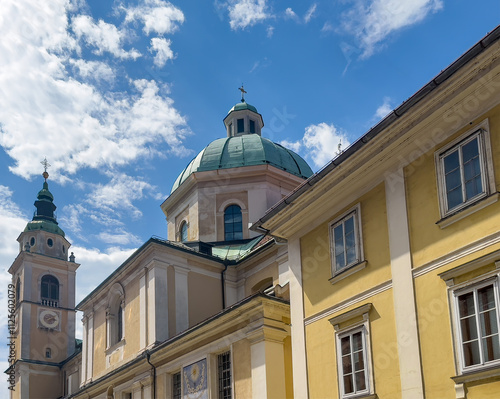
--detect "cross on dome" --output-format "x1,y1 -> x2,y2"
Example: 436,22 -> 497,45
238,85 -> 247,102
41,157 -> 51,181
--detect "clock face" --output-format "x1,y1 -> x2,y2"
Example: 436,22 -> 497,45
39,309 -> 60,329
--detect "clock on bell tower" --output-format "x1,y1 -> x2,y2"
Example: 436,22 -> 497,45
8,161 -> 80,399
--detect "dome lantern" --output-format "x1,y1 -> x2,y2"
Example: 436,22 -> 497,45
223,87 -> 264,137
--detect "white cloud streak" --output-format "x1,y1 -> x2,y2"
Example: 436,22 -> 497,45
374,97 -> 393,119
304,4 -> 317,23
341,0 -> 443,58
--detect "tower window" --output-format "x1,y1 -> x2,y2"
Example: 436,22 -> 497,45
16,278 -> 21,303
45,348 -> 52,358
30,237 -> 35,246
224,205 -> 243,241
249,120 -> 255,133
237,119 -> 244,133
47,238 -> 53,247
180,221 -> 188,242
41,275 -> 59,307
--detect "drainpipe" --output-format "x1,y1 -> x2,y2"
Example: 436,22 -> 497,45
146,351 -> 156,399
221,263 -> 228,309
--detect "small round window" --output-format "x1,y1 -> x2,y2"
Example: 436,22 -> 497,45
30,237 -> 35,246
47,238 -> 53,247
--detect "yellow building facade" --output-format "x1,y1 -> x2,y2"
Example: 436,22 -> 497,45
254,26 -> 500,399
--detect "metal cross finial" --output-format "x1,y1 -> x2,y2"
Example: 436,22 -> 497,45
41,157 -> 51,181
238,85 -> 247,102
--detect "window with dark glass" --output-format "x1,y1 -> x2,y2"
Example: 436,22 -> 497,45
249,120 -> 255,133
172,372 -> 181,399
16,278 -> 21,303
331,210 -> 360,272
338,329 -> 369,397
41,275 -> 59,307
237,119 -> 244,133
441,134 -> 485,212
456,283 -> 500,368
180,221 -> 188,242
117,303 -> 123,342
218,351 -> 231,399
224,205 -> 243,241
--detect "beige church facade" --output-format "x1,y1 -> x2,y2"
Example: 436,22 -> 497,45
8,99 -> 313,399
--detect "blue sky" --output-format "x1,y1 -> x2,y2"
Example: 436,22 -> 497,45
0,0 -> 499,391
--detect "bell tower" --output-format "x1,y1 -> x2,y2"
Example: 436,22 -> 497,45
8,161 -> 79,399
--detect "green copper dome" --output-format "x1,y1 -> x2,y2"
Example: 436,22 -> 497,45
24,180 -> 65,237
228,101 -> 258,114
171,134 -> 313,193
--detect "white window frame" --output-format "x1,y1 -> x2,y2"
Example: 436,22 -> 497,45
330,304 -> 374,399
452,277 -> 500,373
435,120 -> 495,219
329,204 -> 364,275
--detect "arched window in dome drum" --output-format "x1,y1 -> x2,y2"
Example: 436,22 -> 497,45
180,221 -> 188,242
224,205 -> 243,241
41,275 -> 59,307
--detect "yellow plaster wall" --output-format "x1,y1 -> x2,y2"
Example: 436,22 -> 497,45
301,183 -> 392,318
243,258 -> 279,297
124,277 -> 141,357
29,370 -> 61,398
168,265 -> 177,338
466,380 -> 500,398
233,339 -> 252,398
413,271 -> 456,398
91,310 -> 106,376
283,336 -> 294,399
305,290 -> 401,399
406,105 -> 500,269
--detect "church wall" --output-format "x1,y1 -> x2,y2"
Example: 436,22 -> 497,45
91,308 -> 106,377
29,366 -> 62,399
168,265 -> 177,338
124,275 -> 141,358
188,272 -> 222,327
243,259 -> 279,297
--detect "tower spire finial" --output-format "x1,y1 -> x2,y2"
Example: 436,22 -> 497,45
41,157 -> 50,182
238,84 -> 247,102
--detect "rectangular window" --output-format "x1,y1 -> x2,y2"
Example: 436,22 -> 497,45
337,328 -> 369,397
436,124 -> 495,219
172,372 -> 181,399
237,119 -> 244,133
455,282 -> 500,369
218,351 -> 232,399
330,206 -> 362,273
249,119 -> 255,133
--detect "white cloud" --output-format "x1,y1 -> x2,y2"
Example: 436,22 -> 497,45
72,15 -> 141,59
279,139 -> 302,153
321,22 -> 334,33
341,0 -> 443,58
0,0 -> 190,181
223,0 -> 270,30
267,25 -> 275,37
285,7 -> 298,20
150,37 -> 175,67
70,59 -> 115,82
303,123 -> 349,168
304,4 -> 317,23
282,123 -> 350,169
124,0 -> 185,35
97,231 -> 142,246
374,97 -> 393,119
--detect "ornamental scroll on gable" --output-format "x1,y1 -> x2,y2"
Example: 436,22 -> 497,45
183,358 -> 207,399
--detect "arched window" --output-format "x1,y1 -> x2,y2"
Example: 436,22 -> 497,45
180,221 -> 188,242
224,205 -> 243,241
107,283 -> 125,348
41,275 -> 59,307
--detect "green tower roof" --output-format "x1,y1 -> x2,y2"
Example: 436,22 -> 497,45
25,177 -> 65,237
227,101 -> 258,114
171,134 -> 313,193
